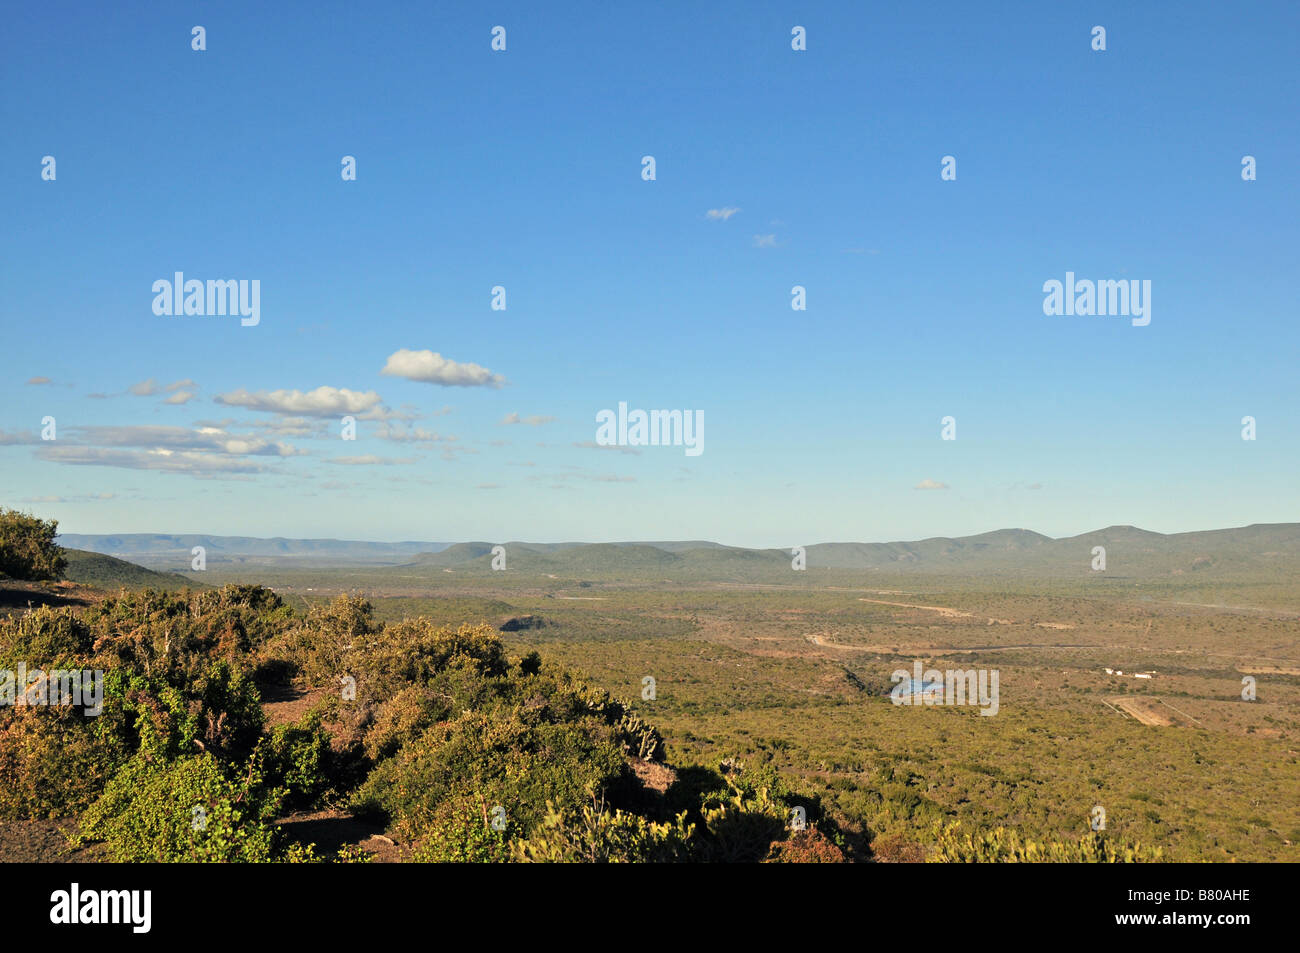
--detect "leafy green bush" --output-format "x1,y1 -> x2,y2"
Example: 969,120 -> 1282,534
264,709 -> 333,808
75,750 -> 285,862
354,708 -> 628,840
0,509 -> 66,581
410,797 -> 519,863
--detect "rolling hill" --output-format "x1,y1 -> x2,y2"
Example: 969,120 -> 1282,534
59,523 -> 1300,582
60,549 -> 200,590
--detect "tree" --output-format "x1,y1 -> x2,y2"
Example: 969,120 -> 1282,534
0,509 -> 68,581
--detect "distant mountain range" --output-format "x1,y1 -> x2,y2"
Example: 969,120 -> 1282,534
57,535 -> 454,567
58,524 -> 1300,579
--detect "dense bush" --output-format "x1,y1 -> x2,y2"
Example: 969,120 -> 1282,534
74,750 -> 285,862
409,797 -> 519,863
0,509 -> 66,581
263,709 -> 334,808
354,708 -> 629,840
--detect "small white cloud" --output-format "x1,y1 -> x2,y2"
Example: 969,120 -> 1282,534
753,234 -> 778,248
326,455 -> 419,466
381,349 -> 506,388
914,479 -> 950,491
128,378 -> 159,396
574,441 -> 641,455
706,207 -> 741,221
375,423 -> 454,443
501,412 -> 555,426
164,391 -> 197,405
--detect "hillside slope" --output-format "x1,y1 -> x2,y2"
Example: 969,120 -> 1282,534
61,549 -> 199,590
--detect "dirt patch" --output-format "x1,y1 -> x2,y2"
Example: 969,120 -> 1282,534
275,809 -> 402,862
0,582 -> 99,615
1109,696 -> 1201,728
1110,696 -> 1172,726
262,684 -> 330,727
859,598 -> 975,618
0,818 -> 104,863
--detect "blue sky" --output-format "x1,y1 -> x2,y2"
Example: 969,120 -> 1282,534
2,1 -> 1297,547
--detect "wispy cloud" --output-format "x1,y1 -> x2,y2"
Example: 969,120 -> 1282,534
752,234 -> 778,248
574,440 -> 641,455
214,386 -> 383,417
0,429 -> 41,445
374,422 -> 455,443
706,207 -> 741,221
64,425 -> 302,457
501,412 -> 554,426
36,446 -> 267,475
20,492 -> 116,503
542,472 -> 636,484
25,376 -> 52,386
326,454 -> 419,466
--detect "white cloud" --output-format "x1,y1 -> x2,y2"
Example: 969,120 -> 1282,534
752,234 -> 778,248
380,349 -> 506,388
214,386 -> 383,417
501,412 -> 554,426
128,378 -> 159,396
0,429 -> 41,445
539,471 -> 635,484
914,479 -> 950,491
164,391 -> 197,405
375,423 -> 455,443
20,493 -> 115,503
326,455 -> 419,466
66,425 -> 302,457
706,207 -> 741,221
36,446 -> 267,475
574,440 -> 641,455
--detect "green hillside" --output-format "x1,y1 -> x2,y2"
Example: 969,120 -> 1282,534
61,548 -> 201,591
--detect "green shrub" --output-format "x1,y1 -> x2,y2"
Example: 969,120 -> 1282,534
264,709 -> 333,808
0,509 -> 66,581
265,594 -> 378,686
928,822 -> 1165,862
511,800 -> 693,863
410,797 -> 519,863
0,703 -> 132,819
75,750 -> 285,862
354,708 -> 628,840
